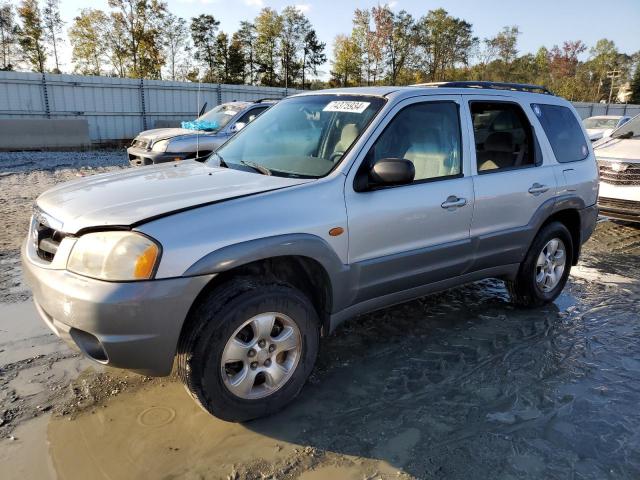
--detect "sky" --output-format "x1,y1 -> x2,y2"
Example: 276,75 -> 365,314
54,0 -> 640,78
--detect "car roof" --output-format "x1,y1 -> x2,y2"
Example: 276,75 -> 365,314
292,84 -> 568,105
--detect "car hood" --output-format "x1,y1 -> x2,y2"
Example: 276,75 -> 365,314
594,137 -> 640,162
36,161 -> 313,234
138,127 -> 218,142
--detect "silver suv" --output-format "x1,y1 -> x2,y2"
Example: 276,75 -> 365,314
22,82 -> 598,421
127,99 -> 276,166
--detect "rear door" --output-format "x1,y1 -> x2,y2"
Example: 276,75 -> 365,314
463,96 -> 558,271
344,95 -> 475,303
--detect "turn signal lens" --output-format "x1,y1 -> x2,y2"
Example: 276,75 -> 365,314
134,244 -> 160,279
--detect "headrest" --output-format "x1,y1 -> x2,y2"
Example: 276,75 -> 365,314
340,124 -> 358,142
484,132 -> 513,152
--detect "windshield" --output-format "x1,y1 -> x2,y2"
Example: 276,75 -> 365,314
609,114 -> 639,139
195,104 -> 243,130
210,95 -> 385,178
584,117 -> 620,129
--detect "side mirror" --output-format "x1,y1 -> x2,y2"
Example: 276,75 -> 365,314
369,158 -> 415,186
229,122 -> 246,134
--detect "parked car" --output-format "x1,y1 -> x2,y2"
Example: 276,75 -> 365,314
595,113 -> 640,222
127,99 -> 276,166
583,115 -> 631,142
23,81 -> 598,421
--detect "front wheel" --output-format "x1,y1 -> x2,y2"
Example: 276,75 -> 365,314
177,278 -> 319,422
507,221 -> 573,307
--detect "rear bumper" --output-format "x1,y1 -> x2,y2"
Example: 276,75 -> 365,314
127,146 -> 188,166
21,240 -> 213,376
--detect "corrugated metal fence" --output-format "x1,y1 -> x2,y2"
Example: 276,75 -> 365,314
0,71 -> 638,143
572,102 -> 640,120
0,71 -> 302,143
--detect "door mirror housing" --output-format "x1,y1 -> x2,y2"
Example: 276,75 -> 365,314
229,122 -> 246,134
369,158 -> 415,187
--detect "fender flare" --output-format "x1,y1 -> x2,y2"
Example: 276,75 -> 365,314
183,234 -> 353,313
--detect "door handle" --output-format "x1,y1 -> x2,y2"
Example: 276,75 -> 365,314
441,196 -> 467,210
528,183 -> 549,195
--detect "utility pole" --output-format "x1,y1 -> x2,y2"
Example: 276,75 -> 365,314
607,69 -> 621,104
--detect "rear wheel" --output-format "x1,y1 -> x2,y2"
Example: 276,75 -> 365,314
177,277 -> 319,422
507,221 -> 573,307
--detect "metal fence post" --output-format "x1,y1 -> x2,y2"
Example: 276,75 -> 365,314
41,73 -> 50,118
139,78 -> 147,131
216,84 -> 222,105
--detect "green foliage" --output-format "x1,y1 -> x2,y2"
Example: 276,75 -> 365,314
17,0 -> 47,73
0,2 -> 18,70
68,8 -> 109,75
631,65 -> 640,104
42,0 -> 64,72
190,14 -> 219,81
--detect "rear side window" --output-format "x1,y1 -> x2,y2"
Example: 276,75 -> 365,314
470,102 -> 535,173
531,104 -> 589,163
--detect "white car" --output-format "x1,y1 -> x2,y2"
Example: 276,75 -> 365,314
595,114 -> 640,222
584,115 -> 631,142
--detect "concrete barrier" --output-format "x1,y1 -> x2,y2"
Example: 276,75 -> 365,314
0,119 -> 91,150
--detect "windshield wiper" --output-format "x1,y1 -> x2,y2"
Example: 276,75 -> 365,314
240,160 -> 272,176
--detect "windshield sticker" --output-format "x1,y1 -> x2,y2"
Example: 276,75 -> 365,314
323,101 -> 371,114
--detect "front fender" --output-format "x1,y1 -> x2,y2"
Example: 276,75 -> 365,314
183,233 -> 353,313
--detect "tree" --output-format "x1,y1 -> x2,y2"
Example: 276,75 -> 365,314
480,26 -> 519,80
630,65 -> 640,104
190,14 -> 219,81
372,6 -> 416,85
42,0 -> 64,73
416,8 -> 477,81
108,0 -> 167,79
331,34 -> 361,86
279,6 -> 308,88
69,8 -> 109,75
162,13 -> 189,81
16,0 -> 47,73
254,7 -> 282,86
0,2 -> 18,70
214,31 -> 229,82
301,29 -> 325,89
228,32 -> 245,84
236,21 -> 257,84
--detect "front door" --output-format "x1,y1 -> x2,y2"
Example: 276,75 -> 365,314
345,96 -> 475,303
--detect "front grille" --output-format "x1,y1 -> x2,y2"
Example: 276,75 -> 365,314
598,197 -> 640,217
34,221 -> 65,262
598,161 -> 640,186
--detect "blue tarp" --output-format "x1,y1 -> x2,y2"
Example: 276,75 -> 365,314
181,120 -> 219,131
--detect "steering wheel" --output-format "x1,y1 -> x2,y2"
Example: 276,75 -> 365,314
330,151 -> 345,163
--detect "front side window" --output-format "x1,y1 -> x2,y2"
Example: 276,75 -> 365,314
532,104 -> 589,162
470,102 -> 535,172
364,101 -> 462,183
212,95 -> 385,178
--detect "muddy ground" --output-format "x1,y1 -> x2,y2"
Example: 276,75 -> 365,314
1,152 -> 639,479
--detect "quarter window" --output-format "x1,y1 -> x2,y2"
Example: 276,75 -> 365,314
470,102 -> 535,172
365,101 -> 462,183
531,104 -> 589,163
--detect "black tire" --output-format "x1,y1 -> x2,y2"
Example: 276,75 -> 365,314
507,221 -> 573,307
177,277 -> 319,422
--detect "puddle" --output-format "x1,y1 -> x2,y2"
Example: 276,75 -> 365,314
0,221 -> 639,479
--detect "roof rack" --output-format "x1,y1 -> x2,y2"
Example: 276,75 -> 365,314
412,81 -> 554,95
253,98 -> 280,103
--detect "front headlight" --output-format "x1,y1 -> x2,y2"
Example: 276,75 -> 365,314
151,139 -> 169,152
67,231 -> 161,281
